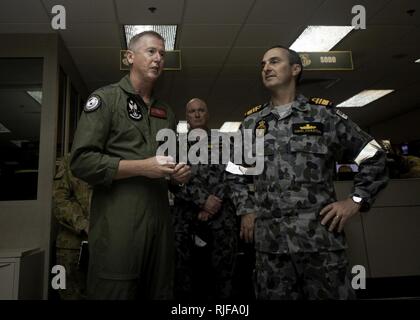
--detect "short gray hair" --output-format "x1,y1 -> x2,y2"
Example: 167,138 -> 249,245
128,31 -> 165,51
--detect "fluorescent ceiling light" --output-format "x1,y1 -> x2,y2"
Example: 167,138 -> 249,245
219,122 -> 241,133
0,122 -> 11,133
27,91 -> 42,105
415,58 -> 420,63
176,121 -> 188,134
124,25 -> 177,51
337,90 -> 394,108
290,26 -> 354,52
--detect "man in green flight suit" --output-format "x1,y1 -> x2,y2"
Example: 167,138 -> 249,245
70,31 -> 191,299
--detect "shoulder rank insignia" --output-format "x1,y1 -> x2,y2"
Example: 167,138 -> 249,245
310,97 -> 334,107
84,95 -> 101,112
244,104 -> 264,117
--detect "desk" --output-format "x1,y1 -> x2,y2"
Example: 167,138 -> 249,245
0,248 -> 44,299
338,179 -> 420,278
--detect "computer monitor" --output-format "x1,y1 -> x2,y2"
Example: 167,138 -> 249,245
336,163 -> 359,173
401,143 -> 409,155
335,163 -> 358,181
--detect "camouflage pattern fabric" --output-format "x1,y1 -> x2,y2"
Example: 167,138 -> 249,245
238,94 -> 388,254
53,154 -> 91,249
232,94 -> 388,299
53,154 -> 91,300
172,133 -> 239,300
254,250 -> 355,300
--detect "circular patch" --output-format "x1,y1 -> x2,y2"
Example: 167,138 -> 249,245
84,95 -> 101,112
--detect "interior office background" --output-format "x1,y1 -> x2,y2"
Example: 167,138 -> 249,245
0,0 -> 419,299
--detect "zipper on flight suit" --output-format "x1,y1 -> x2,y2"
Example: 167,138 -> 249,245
133,94 -> 157,156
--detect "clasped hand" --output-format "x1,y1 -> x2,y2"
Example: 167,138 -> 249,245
198,195 -> 222,221
142,156 -> 191,184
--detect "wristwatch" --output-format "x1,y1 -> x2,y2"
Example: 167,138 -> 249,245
351,195 -> 363,205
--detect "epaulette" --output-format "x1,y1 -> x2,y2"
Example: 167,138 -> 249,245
244,104 -> 265,117
310,97 -> 334,108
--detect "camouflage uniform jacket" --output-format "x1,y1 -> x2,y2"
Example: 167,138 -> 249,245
238,94 -> 388,254
53,155 -> 91,249
173,132 -> 236,225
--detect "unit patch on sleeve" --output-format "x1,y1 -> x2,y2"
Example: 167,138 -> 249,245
292,122 -> 324,136
84,95 -> 101,112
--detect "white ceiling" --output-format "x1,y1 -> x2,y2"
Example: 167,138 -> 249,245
0,0 -> 419,129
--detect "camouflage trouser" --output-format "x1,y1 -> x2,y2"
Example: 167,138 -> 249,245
56,248 -> 87,300
173,228 -> 194,299
254,250 -> 356,300
173,205 -> 238,300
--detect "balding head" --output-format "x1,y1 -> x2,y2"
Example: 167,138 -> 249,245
186,98 -> 209,130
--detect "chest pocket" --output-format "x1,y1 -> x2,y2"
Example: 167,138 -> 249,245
263,140 -> 275,157
254,139 -> 276,192
289,136 -> 328,154
289,136 -> 329,183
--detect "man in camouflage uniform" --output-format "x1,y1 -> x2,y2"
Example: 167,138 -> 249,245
70,31 -> 190,299
53,154 -> 91,300
172,98 -> 239,300
234,45 -> 388,299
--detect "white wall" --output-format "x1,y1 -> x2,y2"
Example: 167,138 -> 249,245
0,34 -> 59,299
0,33 -> 87,299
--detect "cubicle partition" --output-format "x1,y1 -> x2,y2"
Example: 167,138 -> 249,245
339,179 -> 420,279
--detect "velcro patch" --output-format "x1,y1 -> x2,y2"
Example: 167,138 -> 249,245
150,107 -> 167,119
292,122 -> 324,136
84,95 -> 101,112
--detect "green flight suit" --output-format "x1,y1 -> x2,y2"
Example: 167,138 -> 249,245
70,75 -> 177,300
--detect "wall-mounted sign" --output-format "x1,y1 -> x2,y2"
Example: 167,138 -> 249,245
120,50 -> 182,71
299,51 -> 353,71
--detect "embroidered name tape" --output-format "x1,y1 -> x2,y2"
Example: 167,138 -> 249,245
292,122 -> 324,135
